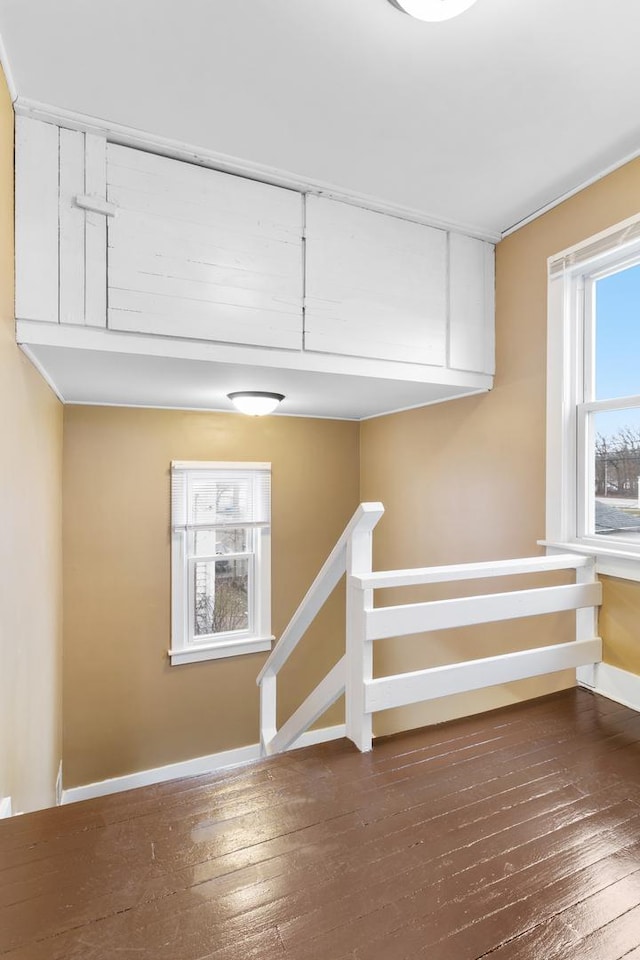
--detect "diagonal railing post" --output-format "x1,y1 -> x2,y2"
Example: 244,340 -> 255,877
257,502 -> 384,757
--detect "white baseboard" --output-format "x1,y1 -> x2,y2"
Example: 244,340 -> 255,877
55,760 -> 63,806
0,796 -> 12,819
578,662 -> 640,713
61,723 -> 346,805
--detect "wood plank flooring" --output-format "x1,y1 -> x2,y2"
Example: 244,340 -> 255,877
2,688 -> 640,959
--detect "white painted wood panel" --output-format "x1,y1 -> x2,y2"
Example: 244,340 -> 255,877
59,128 -> 85,324
15,117 -> 59,323
449,233 -> 495,374
106,145 -> 304,348
84,134 -> 108,327
304,196 -> 447,365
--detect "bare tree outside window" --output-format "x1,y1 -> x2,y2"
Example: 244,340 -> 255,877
595,428 -> 640,498
593,413 -> 640,540
194,556 -> 249,636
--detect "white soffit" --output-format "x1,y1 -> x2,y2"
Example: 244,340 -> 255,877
22,345 -> 486,420
1,0 -> 640,238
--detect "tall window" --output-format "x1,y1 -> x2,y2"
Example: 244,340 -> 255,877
547,214 -> 640,579
170,462 -> 273,665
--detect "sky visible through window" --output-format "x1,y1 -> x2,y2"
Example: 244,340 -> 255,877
595,262 -> 640,412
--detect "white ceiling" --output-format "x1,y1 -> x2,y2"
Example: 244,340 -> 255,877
1,0 -> 640,238
24,345 -> 484,419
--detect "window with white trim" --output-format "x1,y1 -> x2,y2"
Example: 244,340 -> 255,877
546,213 -> 640,580
170,461 -> 273,665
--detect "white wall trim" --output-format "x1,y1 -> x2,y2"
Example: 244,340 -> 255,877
10,103 -> 639,245
61,724 -> 346,805
12,96 -> 499,244
0,796 -> 12,818
502,144 -> 640,239
168,637 -> 274,666
18,344 -> 66,402
0,30 -> 18,103
579,662 -> 640,714
55,760 -> 63,806
358,386 -> 489,421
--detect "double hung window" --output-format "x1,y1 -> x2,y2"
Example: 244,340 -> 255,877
546,214 -> 640,578
170,461 -> 273,664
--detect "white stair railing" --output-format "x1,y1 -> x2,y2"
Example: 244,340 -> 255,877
348,552 -> 602,751
256,502 -> 384,756
257,503 -> 603,757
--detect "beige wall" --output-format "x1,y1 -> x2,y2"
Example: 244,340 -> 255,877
0,69 -> 63,811
361,157 -> 640,736
62,406 -> 359,787
59,141 -> 640,787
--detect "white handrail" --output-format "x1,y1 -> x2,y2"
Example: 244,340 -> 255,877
352,553 -> 593,589
257,502 -> 384,755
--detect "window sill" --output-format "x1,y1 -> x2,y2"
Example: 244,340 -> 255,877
539,540 -> 640,583
169,635 -> 274,665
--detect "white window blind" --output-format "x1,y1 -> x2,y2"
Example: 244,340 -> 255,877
171,462 -> 271,530
549,213 -> 640,277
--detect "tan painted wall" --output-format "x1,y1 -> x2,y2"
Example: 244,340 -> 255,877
62,406 -> 359,787
600,577 -> 640,673
61,147 -> 640,786
361,156 -> 640,736
0,68 -> 63,812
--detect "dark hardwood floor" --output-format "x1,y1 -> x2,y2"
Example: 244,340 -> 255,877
3,688 -> 640,959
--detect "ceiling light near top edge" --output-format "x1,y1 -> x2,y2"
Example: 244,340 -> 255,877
227,391 -> 285,416
388,0 -> 478,22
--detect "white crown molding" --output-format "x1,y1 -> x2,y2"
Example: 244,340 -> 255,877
0,31 -> 17,103
19,343 -> 66,403
502,144 -> 640,239
61,723 -> 346,804
10,102 -> 640,245
12,96 -> 500,244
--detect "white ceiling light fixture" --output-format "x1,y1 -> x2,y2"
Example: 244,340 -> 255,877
388,0 -> 478,22
227,391 -> 285,416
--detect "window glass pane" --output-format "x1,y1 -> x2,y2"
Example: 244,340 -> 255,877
592,407 -> 640,542
595,263 -> 640,400
194,558 -> 250,637
193,528 -> 248,557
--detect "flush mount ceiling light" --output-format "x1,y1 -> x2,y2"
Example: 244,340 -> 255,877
388,0 -> 478,21
227,391 -> 285,416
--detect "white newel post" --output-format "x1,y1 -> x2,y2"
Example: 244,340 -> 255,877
346,526 -> 374,752
260,669 -> 277,754
575,557 -> 600,689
